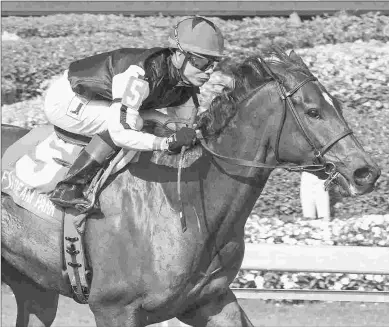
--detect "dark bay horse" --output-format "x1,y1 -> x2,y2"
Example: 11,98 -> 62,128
2,48 -> 380,327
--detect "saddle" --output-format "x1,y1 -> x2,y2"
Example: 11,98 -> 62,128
55,109 -> 202,171
1,109 -> 202,304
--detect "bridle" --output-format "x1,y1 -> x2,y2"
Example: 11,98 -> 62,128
198,55 -> 353,190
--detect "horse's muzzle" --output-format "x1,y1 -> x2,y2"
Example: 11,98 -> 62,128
353,165 -> 380,187
340,164 -> 381,196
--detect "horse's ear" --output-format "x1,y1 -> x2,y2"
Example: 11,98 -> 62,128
289,50 -> 310,71
288,50 -> 298,60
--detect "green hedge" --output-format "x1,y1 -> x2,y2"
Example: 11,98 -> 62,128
2,11 -> 388,103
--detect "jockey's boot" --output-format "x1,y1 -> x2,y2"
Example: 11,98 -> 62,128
49,131 -> 116,210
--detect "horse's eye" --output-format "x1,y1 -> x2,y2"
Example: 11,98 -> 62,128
307,108 -> 320,119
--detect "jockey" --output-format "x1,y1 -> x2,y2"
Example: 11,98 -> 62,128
45,16 -> 224,210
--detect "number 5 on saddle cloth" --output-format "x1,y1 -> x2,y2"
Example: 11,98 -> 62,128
1,125 -> 139,220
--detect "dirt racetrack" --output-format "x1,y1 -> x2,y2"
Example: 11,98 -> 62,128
2,285 -> 389,327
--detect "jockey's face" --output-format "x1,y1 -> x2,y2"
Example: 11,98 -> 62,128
174,51 -> 217,86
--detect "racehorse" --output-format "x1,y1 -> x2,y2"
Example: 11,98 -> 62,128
2,48 -> 380,327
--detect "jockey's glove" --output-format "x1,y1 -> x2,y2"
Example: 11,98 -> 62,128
161,127 -> 197,154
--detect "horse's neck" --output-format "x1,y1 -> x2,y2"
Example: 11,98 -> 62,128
199,135 -> 274,240
200,84 -> 279,235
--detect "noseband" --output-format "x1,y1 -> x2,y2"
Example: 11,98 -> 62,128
199,56 -> 353,190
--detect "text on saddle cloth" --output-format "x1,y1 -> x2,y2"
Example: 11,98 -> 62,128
2,169 -> 62,220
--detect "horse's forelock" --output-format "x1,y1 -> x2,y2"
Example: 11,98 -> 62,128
260,46 -> 312,78
198,57 -> 269,137
197,46 -> 312,137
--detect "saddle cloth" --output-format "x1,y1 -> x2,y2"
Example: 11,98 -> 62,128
1,125 -> 139,221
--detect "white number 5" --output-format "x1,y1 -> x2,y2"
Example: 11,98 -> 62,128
15,135 -> 74,189
122,76 -> 149,110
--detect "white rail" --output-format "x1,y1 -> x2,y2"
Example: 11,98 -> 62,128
235,243 -> 389,303
242,243 -> 389,274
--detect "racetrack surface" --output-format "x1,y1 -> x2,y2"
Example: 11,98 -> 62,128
2,285 -> 389,327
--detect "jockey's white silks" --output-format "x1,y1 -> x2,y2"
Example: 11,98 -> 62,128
44,70 -> 196,151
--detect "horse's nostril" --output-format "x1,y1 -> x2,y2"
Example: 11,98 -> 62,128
354,167 -> 372,185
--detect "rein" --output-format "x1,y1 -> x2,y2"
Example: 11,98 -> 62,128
198,135 -> 325,173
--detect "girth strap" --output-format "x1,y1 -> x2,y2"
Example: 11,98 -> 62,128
63,210 -> 90,304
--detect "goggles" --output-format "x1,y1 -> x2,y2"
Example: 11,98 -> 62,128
187,52 -> 218,71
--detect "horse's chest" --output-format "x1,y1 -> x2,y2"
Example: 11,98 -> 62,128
142,239 -> 244,310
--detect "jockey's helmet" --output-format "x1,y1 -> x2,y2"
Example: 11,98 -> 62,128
168,16 -> 224,58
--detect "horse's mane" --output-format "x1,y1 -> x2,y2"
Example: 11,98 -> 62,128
197,46 -> 312,137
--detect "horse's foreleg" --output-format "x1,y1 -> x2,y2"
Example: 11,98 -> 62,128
177,289 -> 254,327
14,290 -> 59,327
2,259 -> 59,327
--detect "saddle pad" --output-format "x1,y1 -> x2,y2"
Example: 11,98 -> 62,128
2,125 -> 82,220
1,125 -> 142,220
2,125 -> 83,193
